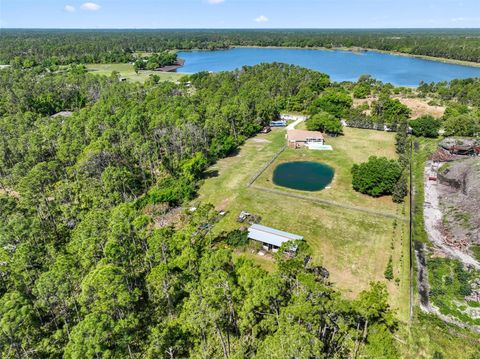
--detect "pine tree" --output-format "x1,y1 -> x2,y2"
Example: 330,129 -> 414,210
384,256 -> 394,280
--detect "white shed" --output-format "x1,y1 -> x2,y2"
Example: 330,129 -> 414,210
248,224 -> 303,252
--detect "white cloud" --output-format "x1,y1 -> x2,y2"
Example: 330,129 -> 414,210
254,15 -> 269,23
207,0 -> 225,4
64,5 -> 76,12
80,2 -> 101,11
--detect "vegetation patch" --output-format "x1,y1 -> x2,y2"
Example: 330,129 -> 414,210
197,128 -> 410,319
86,63 -> 185,83
428,258 -> 480,326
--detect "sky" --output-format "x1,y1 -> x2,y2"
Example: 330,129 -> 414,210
1,0 -> 480,29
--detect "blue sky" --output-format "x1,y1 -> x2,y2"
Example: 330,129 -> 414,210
1,0 -> 480,29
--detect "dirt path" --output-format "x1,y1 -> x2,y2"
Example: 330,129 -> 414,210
282,114 -> 307,130
423,161 -> 480,269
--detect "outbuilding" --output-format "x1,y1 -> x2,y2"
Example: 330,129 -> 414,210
287,129 -> 325,148
247,224 -> 303,252
270,120 -> 287,127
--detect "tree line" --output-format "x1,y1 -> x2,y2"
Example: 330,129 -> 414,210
2,29 -> 480,66
2,59 -> 480,357
0,63 -> 401,357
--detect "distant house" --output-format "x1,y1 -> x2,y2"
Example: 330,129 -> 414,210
248,224 -> 303,252
270,120 -> 287,127
287,129 -> 324,148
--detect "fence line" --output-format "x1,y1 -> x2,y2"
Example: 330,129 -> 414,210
250,185 -> 407,221
246,145 -> 287,188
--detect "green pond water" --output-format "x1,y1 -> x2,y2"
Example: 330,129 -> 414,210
272,161 -> 334,192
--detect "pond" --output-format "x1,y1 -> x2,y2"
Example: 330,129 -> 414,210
177,47 -> 480,86
272,161 -> 334,192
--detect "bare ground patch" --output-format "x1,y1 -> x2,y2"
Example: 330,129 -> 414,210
353,96 -> 445,119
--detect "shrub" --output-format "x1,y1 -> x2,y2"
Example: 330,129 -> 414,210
353,82 -> 371,99
410,115 -> 441,138
384,256 -> 394,280
306,111 -> 343,135
351,156 -> 402,197
224,230 -> 249,247
392,173 -> 408,203
372,95 -> 411,126
309,88 -> 352,118
443,114 -> 480,137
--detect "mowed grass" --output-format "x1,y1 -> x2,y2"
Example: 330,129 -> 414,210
85,63 -> 186,83
196,127 -> 410,320
256,127 -> 400,214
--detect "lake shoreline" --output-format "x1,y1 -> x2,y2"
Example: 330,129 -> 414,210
230,45 -> 480,69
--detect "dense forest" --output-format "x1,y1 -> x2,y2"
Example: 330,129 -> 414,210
1,42 -> 480,355
0,64 -> 404,358
2,29 -> 480,66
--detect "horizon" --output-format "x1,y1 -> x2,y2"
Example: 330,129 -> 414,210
2,0 -> 480,29
2,27 -> 480,31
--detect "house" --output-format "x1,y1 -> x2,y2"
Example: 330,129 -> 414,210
270,120 -> 287,127
247,224 -> 303,252
287,129 -> 325,148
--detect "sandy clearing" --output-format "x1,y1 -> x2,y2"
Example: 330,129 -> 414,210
423,161 -> 480,269
396,97 -> 445,119
353,96 -> 445,119
0,187 -> 20,199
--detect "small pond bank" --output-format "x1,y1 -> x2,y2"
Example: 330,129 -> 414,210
273,161 -> 334,192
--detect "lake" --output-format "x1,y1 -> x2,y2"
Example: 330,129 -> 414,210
177,47 -> 480,86
273,161 -> 335,192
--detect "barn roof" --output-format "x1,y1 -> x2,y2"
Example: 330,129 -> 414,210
248,224 -> 303,248
287,129 -> 324,142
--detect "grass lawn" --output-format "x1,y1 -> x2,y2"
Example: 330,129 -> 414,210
85,63 -> 186,83
196,127 -> 410,321
256,127 -> 400,215
400,310 -> 480,358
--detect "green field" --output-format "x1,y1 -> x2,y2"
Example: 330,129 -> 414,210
401,311 -> 480,358
256,127 -> 400,214
196,127 -> 410,320
85,63 -> 186,82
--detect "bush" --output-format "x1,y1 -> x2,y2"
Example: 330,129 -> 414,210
384,256 -> 394,280
443,114 -> 480,137
224,230 -> 249,247
309,88 -> 352,118
345,108 -> 377,130
353,82 -> 371,99
392,173 -> 408,203
372,95 -> 411,127
140,176 -> 196,206
306,111 -> 343,135
351,156 -> 402,197
410,115 -> 441,138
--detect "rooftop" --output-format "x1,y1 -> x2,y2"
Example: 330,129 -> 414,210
287,129 -> 324,142
248,223 -> 303,248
